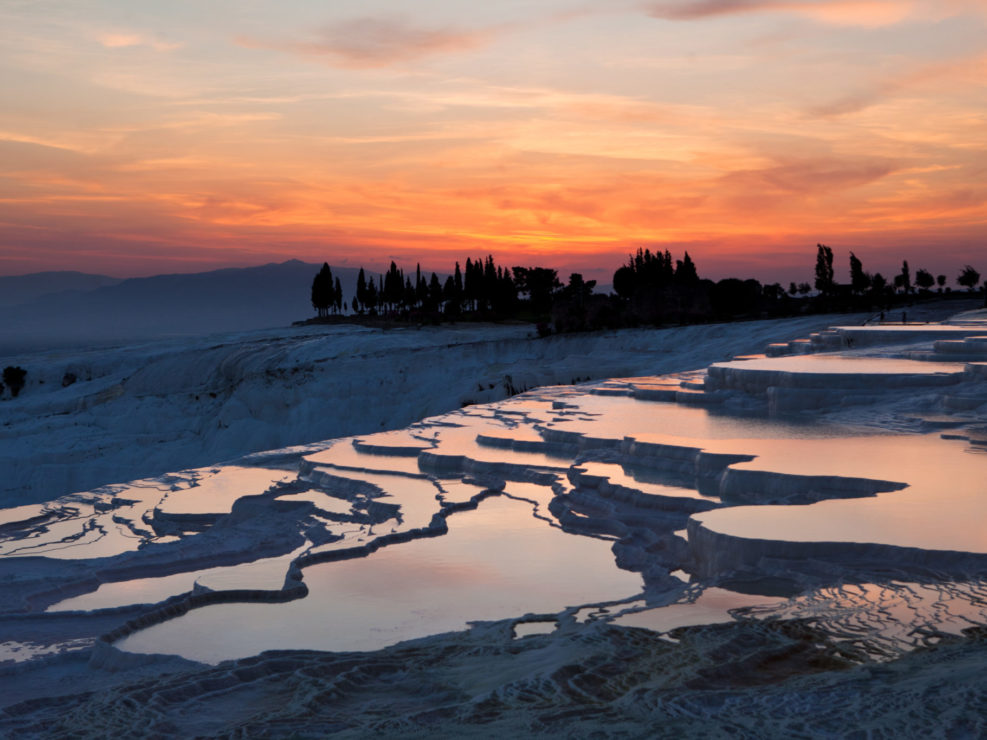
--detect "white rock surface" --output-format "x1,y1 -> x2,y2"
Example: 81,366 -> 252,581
0,315 -> 862,506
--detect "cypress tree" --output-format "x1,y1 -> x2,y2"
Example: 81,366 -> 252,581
898,260 -> 911,294
428,272 -> 442,311
310,263 -> 333,318
814,244 -> 834,295
356,268 -> 368,314
497,266 -> 518,314
366,277 -> 379,315
464,257 -> 475,311
453,262 -> 464,310
675,251 -> 698,283
383,261 -> 403,310
415,264 -> 427,307
662,250 -> 674,283
480,255 -> 497,312
849,252 -> 869,295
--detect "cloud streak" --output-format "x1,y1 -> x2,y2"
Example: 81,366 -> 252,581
721,154 -> 901,196
238,17 -> 504,69
645,0 -> 913,26
97,32 -> 182,52
808,52 -> 987,117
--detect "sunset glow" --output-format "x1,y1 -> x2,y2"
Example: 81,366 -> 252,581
1,0 -> 985,283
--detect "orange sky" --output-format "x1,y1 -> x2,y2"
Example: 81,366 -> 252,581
1,0 -> 985,285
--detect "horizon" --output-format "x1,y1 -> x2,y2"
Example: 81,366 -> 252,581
1,1 -> 985,285
1,253 -> 981,294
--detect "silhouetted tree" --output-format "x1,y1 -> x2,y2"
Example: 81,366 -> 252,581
442,274 -> 461,316
870,272 -> 888,299
710,278 -> 761,317
310,263 -> 335,318
613,265 -> 635,299
491,265 -> 518,315
613,248 -> 687,296
814,244 -> 834,295
383,261 -> 404,311
3,366 -> 26,398
355,268 -> 368,314
463,257 -> 477,311
481,255 -> 498,312
551,273 -> 599,331
365,276 -> 379,315
513,266 -> 561,314
915,269 -> 934,292
427,272 -> 443,312
849,251 -> 870,295
675,252 -> 699,283
565,273 -> 595,301
415,264 -> 427,308
895,260 -> 911,294
334,277 -> 343,313
763,282 -> 785,302
937,274 -> 946,292
958,265 -> 981,290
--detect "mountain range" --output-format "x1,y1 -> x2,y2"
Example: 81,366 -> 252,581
0,260 -> 370,354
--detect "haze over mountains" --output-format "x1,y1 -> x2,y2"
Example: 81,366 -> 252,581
0,260 -> 369,354
0,272 -> 124,308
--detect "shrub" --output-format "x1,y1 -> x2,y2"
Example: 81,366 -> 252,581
2,366 -> 27,398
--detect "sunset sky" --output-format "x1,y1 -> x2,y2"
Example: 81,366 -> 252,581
1,0 -> 985,285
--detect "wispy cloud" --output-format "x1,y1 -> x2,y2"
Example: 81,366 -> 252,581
237,17 -> 504,69
808,52 -> 987,117
720,154 -> 901,195
645,1 -> 913,27
97,31 -> 182,52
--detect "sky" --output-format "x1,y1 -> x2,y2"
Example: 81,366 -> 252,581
1,0 -> 985,286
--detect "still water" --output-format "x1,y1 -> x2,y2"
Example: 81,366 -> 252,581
118,492 -> 642,663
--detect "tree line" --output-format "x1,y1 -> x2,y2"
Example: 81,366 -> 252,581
309,246 -> 984,332
310,256 -> 582,325
814,243 -> 981,302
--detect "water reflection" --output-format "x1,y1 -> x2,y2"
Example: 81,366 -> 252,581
694,433 -> 987,552
157,467 -> 291,516
712,355 -> 967,375
50,548 -> 305,612
545,394 -> 855,442
118,495 -> 642,663
614,588 -> 781,633
10,328 -> 987,668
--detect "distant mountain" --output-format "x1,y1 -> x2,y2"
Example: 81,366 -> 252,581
0,271 -> 122,308
1,260 -> 374,354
